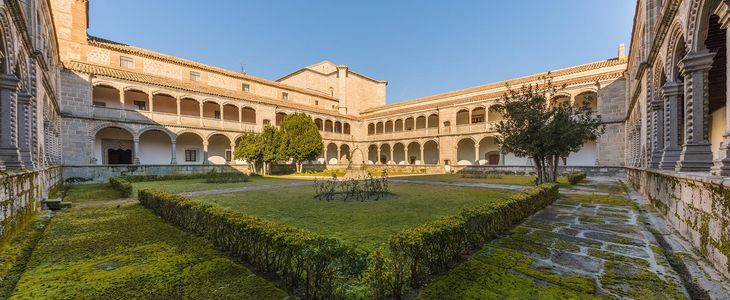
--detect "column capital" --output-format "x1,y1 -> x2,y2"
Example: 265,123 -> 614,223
662,81 -> 683,96
715,0 -> 730,29
16,93 -> 32,104
0,73 -> 19,90
679,50 -> 715,74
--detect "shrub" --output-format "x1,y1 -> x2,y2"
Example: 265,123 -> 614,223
138,189 -> 367,299
566,172 -> 587,185
370,183 -> 559,298
109,176 -> 133,198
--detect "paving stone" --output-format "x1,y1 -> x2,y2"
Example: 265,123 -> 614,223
550,251 -> 602,273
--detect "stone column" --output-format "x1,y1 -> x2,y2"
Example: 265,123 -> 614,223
713,2 -> 730,175
337,146 -> 342,164
133,138 -> 140,164
474,144 -> 480,165
660,81 -> 683,169
500,149 -> 506,165
202,141 -> 209,165
648,95 -> 664,168
17,93 -> 33,167
219,103 -> 224,128
170,140 -> 177,165
120,89 -> 126,119
229,142 -> 236,164
148,93 -> 154,112
676,51 -> 715,172
377,146 -> 382,165
390,147 -> 394,165
0,74 -> 22,169
175,96 -> 181,124
419,145 -> 424,165
238,106 -> 243,130
323,146 -> 328,165
199,102 -> 204,126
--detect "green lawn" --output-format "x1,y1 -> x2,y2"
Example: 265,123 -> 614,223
397,174 -> 574,187
6,185 -> 287,299
192,183 -> 515,250
63,183 -> 124,204
131,176 -> 306,195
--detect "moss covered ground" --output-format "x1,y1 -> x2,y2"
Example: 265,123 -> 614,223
130,175 -> 304,195
5,184 -> 288,299
192,183 -> 514,250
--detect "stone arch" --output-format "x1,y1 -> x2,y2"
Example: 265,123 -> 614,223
394,119 -> 404,132
207,133 -> 233,164
94,126 -> 135,165
90,123 -> 135,140
326,142 -> 339,164
456,108 -> 470,125
415,115 -> 427,129
137,128 -> 174,165
241,106 -> 256,123
392,142 -> 406,165
379,143 -> 392,164
665,21 -> 687,80
176,131 -> 205,164
136,126 -> 176,141
687,0 -> 723,52
174,129 -> 205,142
92,84 -> 122,108
456,137 -> 477,165
574,91 -> 598,111
152,92 -> 177,114
367,123 -> 375,135
427,114 -> 439,128
0,8 -> 15,74
422,139 -> 439,164
406,141 -> 421,164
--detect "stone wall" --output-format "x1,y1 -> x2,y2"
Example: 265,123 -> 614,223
63,164 -> 255,183
0,166 -> 63,244
455,165 -> 625,177
627,167 -> 730,278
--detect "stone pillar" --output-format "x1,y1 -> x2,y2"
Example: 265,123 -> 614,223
176,96 -> 181,124
660,81 -> 684,169
474,144 -> 480,165
148,93 -> 154,112
133,138 -> 140,164
0,74 -> 22,169
199,102 -> 204,126
170,140 -> 177,165
390,147 -> 394,165
238,106 -> 243,130
202,141 -> 209,165
17,93 -> 33,167
337,146 -> 342,164
648,96 -> 664,168
377,147 -> 382,165
713,2 -> 730,175
500,149 -> 506,165
229,142 -> 236,164
323,146 -> 328,165
219,103 -> 224,128
676,51 -> 715,172
419,145 -> 424,165
120,89 -> 126,119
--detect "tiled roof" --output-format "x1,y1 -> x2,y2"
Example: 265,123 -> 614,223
360,70 -> 626,119
87,36 -> 337,101
361,57 -> 628,114
64,61 -> 353,119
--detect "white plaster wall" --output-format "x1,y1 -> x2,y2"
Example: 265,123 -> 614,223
177,134 -> 203,165
505,153 -> 531,166
567,141 -> 597,166
477,138 -> 500,165
457,140 -> 475,165
138,130 -> 172,164
710,107 -> 726,160
208,135 -> 231,165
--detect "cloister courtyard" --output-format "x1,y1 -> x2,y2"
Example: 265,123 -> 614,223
3,172 -> 728,299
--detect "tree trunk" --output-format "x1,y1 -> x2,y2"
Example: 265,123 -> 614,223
263,162 -> 267,176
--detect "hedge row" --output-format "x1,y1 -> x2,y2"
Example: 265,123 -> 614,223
108,176 -> 133,198
138,189 -> 367,299
566,172 -> 587,185
370,183 -> 559,298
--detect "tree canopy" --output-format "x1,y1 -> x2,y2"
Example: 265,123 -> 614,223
280,113 -> 324,173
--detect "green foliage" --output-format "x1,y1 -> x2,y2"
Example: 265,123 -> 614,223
566,171 -> 587,185
280,113 -> 324,173
138,189 -> 367,299
234,131 -> 262,170
0,213 -> 50,298
260,125 -> 288,166
108,176 -> 133,198
369,183 -> 560,298
203,169 -> 250,183
490,77 -> 604,184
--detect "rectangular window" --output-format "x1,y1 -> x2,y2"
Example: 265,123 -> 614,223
92,101 -> 106,107
225,150 -> 232,162
190,71 -> 201,81
133,101 -> 146,110
185,150 -> 197,162
214,110 -> 221,119
315,100 -> 319,106
242,83 -> 250,92
120,56 -> 134,68
282,92 -> 288,100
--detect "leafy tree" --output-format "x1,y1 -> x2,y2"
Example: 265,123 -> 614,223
234,131 -> 262,173
259,125 -> 287,175
280,113 -> 323,173
490,76 -> 604,184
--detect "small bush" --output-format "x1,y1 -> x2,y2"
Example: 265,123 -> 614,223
109,176 -> 133,198
566,172 -> 587,185
138,189 -> 366,299
204,170 -> 250,183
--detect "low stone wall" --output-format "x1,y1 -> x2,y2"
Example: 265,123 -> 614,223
455,165 -> 625,177
63,164 -> 254,183
627,167 -> 730,278
1,166 -> 63,244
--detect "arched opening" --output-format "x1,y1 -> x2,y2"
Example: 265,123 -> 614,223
706,14 -> 727,163
242,107 -> 256,123
394,119 -> 404,132
376,122 -> 384,134
456,138 -> 476,165
340,144 -> 351,164
385,120 -> 394,133
325,120 -> 334,132
471,107 -> 486,124
368,144 -> 378,164
208,134 -> 232,165
552,95 -> 571,107
124,89 -> 149,111
456,109 -> 470,125
334,121 -> 343,133
326,143 -> 339,164
203,101 -> 220,119
427,114 -> 439,128
315,118 -> 324,131
407,142 -> 421,164
138,129 -> 172,164
423,140 -> 439,164
478,137 -> 500,165
179,98 -> 200,116
673,37 -> 687,148
223,104 -> 239,121
574,92 -> 598,111
344,123 -> 351,134
404,117 -> 415,131
276,112 -> 287,125
152,93 -> 176,114
367,123 -> 375,135
94,127 -> 134,165
92,85 -> 121,108
415,116 -> 426,129
393,143 -> 406,165
380,144 -> 391,164
488,107 -> 503,123
177,132 -> 204,165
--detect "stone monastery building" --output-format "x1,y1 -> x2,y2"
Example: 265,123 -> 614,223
3,0 -> 730,279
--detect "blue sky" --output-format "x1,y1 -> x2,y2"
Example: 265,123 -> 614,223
89,1 -> 635,103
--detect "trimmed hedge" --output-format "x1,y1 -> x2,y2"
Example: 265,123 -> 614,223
566,172 -> 587,185
109,176 -> 133,198
370,183 -> 559,297
138,189 -> 367,299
